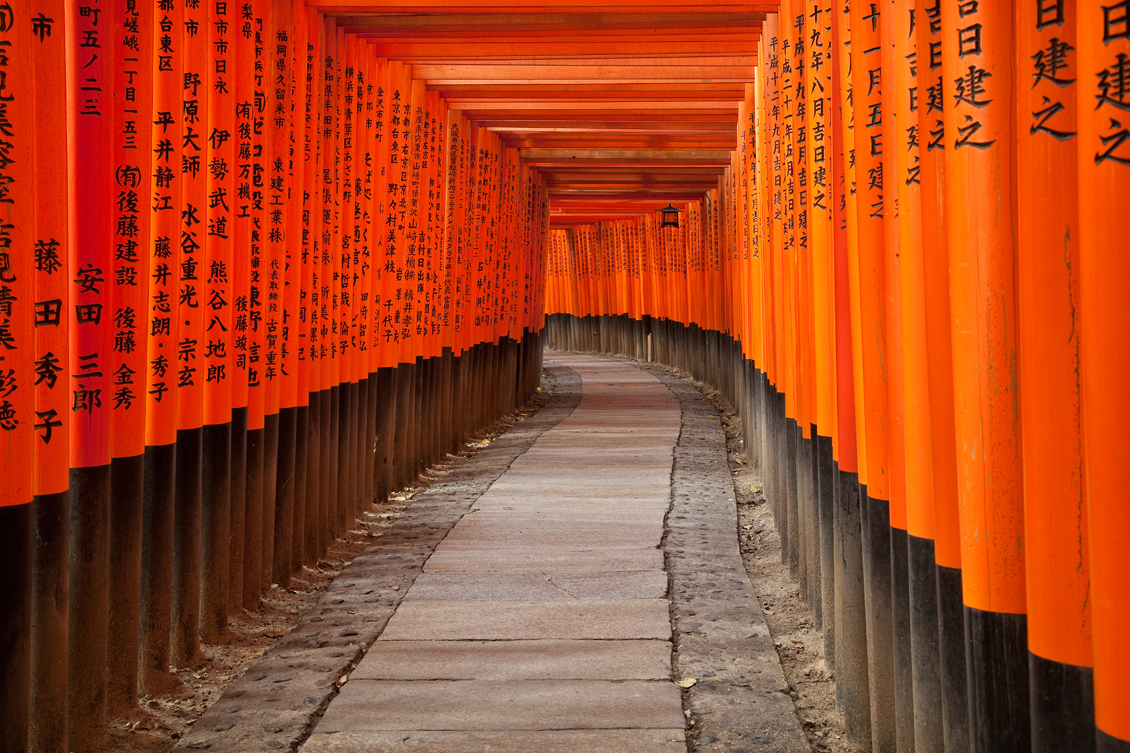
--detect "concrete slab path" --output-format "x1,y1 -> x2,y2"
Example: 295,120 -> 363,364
302,353 -> 688,752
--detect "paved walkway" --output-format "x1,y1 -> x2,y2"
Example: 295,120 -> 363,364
302,353 -> 688,751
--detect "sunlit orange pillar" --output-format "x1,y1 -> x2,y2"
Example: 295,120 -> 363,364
199,0 -> 235,646
941,0 -> 1029,748
879,0 -> 914,748
832,2 -> 873,746
849,0 -> 895,747
67,0 -> 116,744
1077,2 -> 1130,749
1016,1 -> 1094,751
141,0 -> 184,695
0,4 -> 35,746
894,1 -> 943,750
29,0 -> 71,747
915,2 -> 969,749
106,0 -> 154,720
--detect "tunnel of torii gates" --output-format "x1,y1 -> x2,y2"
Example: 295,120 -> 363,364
0,0 -> 1127,751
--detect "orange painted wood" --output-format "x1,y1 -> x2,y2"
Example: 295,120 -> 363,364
31,0 -> 71,495
942,0 -> 1023,614
1017,0 -> 1090,668
837,0 -> 867,482
335,11 -> 766,35
244,0 -> 270,432
1078,0 -> 1130,740
0,0 -> 34,505
203,0 -> 235,425
848,0 -> 889,501
808,0 -> 834,439
370,37 -> 760,59
895,0 -> 933,542
108,0 -> 153,457
880,0 -> 905,528
309,0 -> 774,13
69,0 -> 116,467
177,0 -> 209,432
278,0 -> 303,406
915,0 -> 959,571
299,5 -> 320,401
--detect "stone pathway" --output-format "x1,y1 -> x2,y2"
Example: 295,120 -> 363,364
301,353 -> 688,751
176,353 -> 809,753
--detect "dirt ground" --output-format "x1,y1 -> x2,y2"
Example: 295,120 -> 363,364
106,375 -> 555,753
690,376 -> 863,753
106,511 -> 405,752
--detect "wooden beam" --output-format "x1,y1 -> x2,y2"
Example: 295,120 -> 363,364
520,148 -> 732,162
365,35 -> 758,59
316,3 -> 775,14
399,55 -> 757,67
444,100 -> 740,111
332,12 -> 766,32
432,84 -> 746,98
367,41 -> 759,58
504,137 -> 737,149
464,110 -> 737,122
483,120 -> 736,132
331,10 -> 748,209
414,63 -> 757,84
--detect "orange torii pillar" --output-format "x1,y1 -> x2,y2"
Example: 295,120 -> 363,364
140,0 -> 186,704
29,0 -> 71,749
1078,2 -> 1130,750
806,0 -> 837,662
67,0 -> 116,746
0,4 -> 34,747
942,0 -> 1029,749
894,0 -> 945,750
880,1 -> 914,747
831,2 -> 873,745
106,0 -> 155,726
916,1 -> 971,749
1017,1 -> 1095,751
169,0 -> 210,673
848,0 -> 896,748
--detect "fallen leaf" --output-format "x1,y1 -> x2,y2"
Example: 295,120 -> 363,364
675,677 -> 697,688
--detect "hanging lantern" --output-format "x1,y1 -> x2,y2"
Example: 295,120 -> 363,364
657,203 -> 684,229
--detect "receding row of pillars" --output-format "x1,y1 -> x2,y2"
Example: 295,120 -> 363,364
1,331 -> 544,753
544,313 -> 1063,753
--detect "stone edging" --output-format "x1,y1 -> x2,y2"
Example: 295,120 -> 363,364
639,362 -> 810,753
175,364 -> 583,752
